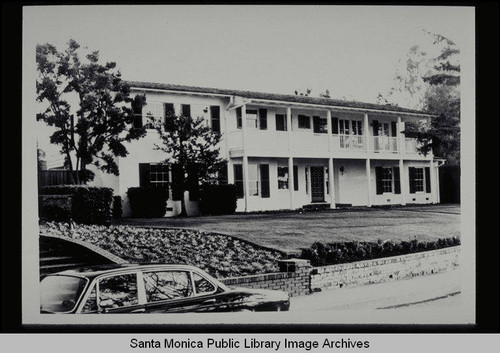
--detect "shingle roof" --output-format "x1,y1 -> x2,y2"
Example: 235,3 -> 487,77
126,81 -> 433,116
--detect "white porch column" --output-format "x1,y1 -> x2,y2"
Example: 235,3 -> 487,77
227,159 -> 234,184
326,110 -> 332,152
243,155 -> 249,212
286,107 -> 292,151
328,158 -> 335,209
363,113 -> 370,152
397,116 -> 403,154
429,160 -> 437,204
366,158 -> 372,207
241,105 -> 247,150
435,163 -> 441,204
288,157 -> 294,209
399,159 -> 406,205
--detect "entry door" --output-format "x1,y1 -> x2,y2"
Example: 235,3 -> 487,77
310,167 -> 325,203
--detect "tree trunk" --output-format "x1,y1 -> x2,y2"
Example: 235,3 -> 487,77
178,190 -> 188,217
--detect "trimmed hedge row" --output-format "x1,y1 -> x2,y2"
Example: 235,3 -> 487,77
301,237 -> 461,267
39,185 -> 114,225
127,187 -> 169,218
199,184 -> 237,215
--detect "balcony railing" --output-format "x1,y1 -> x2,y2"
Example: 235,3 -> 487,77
404,138 -> 418,154
337,135 -> 366,150
372,136 -> 398,153
291,132 -> 329,151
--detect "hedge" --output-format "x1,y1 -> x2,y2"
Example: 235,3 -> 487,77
112,195 -> 122,219
39,185 -> 113,225
199,184 -> 237,215
127,187 -> 169,218
300,237 -> 461,267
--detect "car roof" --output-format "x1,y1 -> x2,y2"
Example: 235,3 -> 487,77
50,263 -> 203,280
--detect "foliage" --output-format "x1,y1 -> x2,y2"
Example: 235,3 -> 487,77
112,195 -> 122,219
300,237 -> 461,267
40,204 -> 71,222
36,39 -> 147,183
154,114 -> 225,216
127,187 -> 169,218
39,222 -> 285,278
199,184 -> 237,215
39,185 -> 113,225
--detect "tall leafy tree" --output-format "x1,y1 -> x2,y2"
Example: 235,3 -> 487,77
36,39 -> 146,183
155,114 -> 225,216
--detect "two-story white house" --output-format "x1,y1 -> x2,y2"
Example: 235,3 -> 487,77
89,81 -> 444,217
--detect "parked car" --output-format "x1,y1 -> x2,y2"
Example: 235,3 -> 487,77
40,263 -> 290,314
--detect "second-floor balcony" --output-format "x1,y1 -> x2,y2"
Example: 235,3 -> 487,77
227,130 -> 424,158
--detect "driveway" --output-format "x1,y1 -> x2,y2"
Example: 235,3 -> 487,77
115,204 -> 460,253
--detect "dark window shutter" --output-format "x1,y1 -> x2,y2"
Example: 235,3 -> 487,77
293,165 -> 299,191
260,164 -> 270,198
139,163 -> 151,187
375,166 -> 383,195
233,164 -> 244,199
408,167 -> 416,194
259,109 -> 267,130
187,164 -> 199,201
181,104 -> 191,117
218,162 -> 228,185
236,107 -> 242,129
164,103 -> 175,130
171,164 -> 184,201
393,167 -> 401,194
275,114 -> 284,131
210,106 -> 221,133
332,117 -> 339,134
391,121 -> 397,137
372,120 -> 379,136
425,167 -> 431,193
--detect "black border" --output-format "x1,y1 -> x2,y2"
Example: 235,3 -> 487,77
1,1 -> 499,334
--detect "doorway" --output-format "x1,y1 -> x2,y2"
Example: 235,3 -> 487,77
310,166 -> 325,202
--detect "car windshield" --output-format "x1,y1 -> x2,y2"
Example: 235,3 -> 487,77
40,275 -> 88,313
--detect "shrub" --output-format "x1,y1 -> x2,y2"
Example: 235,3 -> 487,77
112,196 -> 122,219
199,184 -> 237,215
39,185 -> 113,225
40,204 -> 71,222
300,237 -> 461,267
127,187 -> 169,218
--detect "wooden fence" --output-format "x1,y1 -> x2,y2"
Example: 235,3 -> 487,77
38,170 -> 80,187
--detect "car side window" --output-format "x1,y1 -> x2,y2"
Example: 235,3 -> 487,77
143,271 -> 193,302
81,286 -> 98,313
193,272 -> 216,294
98,274 -> 139,309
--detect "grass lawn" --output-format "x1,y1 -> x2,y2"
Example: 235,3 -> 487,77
115,204 -> 461,253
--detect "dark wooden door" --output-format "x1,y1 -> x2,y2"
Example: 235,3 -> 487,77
310,167 -> 325,202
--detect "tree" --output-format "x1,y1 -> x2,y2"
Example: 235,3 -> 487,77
378,31 -> 460,166
36,39 -> 146,184
154,114 -> 226,216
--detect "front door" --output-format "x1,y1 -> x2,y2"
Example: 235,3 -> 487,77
310,167 -> 325,203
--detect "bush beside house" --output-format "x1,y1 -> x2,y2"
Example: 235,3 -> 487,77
199,184 -> 237,215
39,185 -> 113,225
127,187 -> 169,218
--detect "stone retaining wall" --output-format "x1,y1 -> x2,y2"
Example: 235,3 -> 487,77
221,247 -> 460,297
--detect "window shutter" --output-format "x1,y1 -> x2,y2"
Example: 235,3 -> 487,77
181,104 -> 191,117
233,164 -> 244,199
408,167 -> 416,194
218,162 -> 228,185
171,164 -> 184,201
139,163 -> 151,187
372,120 -> 379,136
210,106 -> 221,133
164,103 -> 175,130
259,109 -> 267,130
393,167 -> 401,194
425,167 -> 431,193
375,166 -> 383,195
236,107 -> 242,129
293,165 -> 299,191
332,117 -> 339,134
260,164 -> 270,198
391,121 -> 397,137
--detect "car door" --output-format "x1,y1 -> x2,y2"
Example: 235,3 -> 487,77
94,272 -> 146,313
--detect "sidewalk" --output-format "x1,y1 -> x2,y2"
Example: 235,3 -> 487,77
290,269 -> 462,311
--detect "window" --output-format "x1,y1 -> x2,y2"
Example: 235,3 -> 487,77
233,164 -> 244,198
277,166 -> 289,189
143,271 -> 193,302
142,101 -> 166,129
275,114 -> 287,131
150,163 -> 170,188
40,275 -> 88,313
293,165 -> 299,191
81,286 -> 97,313
351,120 -> 363,135
236,107 -> 242,129
260,164 -> 270,198
313,116 -> 327,133
248,164 -> 259,196
375,166 -> 401,195
181,104 -> 191,117
210,106 -> 220,133
259,109 -> 267,130
298,115 -> 311,129
409,167 -> 431,194
339,119 -> 349,135
246,109 -> 258,128
331,117 -> 339,134
193,272 -> 216,294
98,274 -> 139,309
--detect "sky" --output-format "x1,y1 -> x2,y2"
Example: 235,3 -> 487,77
24,5 -> 474,164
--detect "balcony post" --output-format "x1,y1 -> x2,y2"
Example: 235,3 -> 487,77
227,159 -> 234,185
286,107 -> 292,151
243,155 -> 249,212
326,110 -> 332,152
241,105 -> 247,150
429,160 -> 437,204
288,157 -> 294,209
363,113 -> 370,152
435,162 -> 441,204
241,105 -> 249,212
328,158 -> 336,209
366,158 -> 372,207
397,116 -> 403,154
399,159 -> 406,205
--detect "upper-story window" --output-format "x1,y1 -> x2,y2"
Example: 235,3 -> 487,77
351,120 -> 363,135
246,110 -> 258,128
210,106 -> 220,133
142,101 -> 169,129
298,115 -> 311,129
181,104 -> 191,117
236,107 -> 242,129
259,109 -> 267,130
313,116 -> 327,134
275,114 -> 287,131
